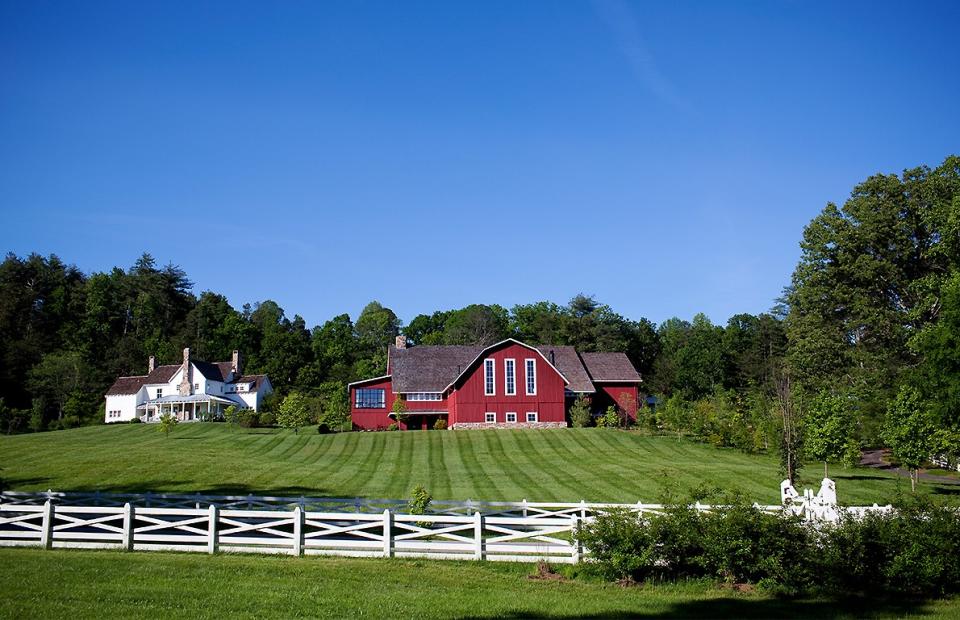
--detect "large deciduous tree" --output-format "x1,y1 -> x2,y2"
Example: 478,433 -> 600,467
787,156 -> 960,441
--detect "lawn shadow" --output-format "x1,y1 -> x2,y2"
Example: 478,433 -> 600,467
459,594 -> 945,619
21,480 -> 341,498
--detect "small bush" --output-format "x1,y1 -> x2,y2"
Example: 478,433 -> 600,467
238,411 -> 259,428
570,394 -> 592,428
433,419 -> 448,430
387,423 -> 399,431
576,507 -> 654,582
258,412 -> 276,427
599,407 -> 620,428
408,484 -> 432,523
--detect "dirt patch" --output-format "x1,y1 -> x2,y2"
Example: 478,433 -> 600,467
527,561 -> 566,582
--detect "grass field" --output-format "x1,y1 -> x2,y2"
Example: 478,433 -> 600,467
1,548 -> 958,619
2,424 -> 956,504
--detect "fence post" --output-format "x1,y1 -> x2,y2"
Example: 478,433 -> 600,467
208,504 -> 219,554
383,509 -> 393,558
123,503 -> 135,551
580,499 -> 587,520
570,515 -> 581,563
293,506 -> 304,557
40,500 -> 54,549
473,511 -> 485,561
521,499 -> 527,518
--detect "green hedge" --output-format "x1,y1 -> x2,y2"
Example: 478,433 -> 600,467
575,497 -> 960,597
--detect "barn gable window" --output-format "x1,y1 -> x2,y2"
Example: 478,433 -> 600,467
504,359 -> 516,395
355,388 -> 386,409
525,359 -> 537,395
484,359 -> 496,396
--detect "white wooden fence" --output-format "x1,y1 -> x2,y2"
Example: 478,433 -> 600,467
0,492 -> 901,563
0,502 -> 584,563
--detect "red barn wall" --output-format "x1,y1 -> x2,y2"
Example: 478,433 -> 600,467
350,378 -> 396,430
595,384 -> 639,421
453,343 -> 566,426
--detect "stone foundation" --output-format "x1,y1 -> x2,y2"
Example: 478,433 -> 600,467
450,422 -> 567,430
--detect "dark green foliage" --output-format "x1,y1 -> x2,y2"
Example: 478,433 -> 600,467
237,411 -> 259,428
258,412 -> 276,427
575,507 -> 654,582
579,498 -> 959,599
820,498 -> 960,597
433,419 -> 447,430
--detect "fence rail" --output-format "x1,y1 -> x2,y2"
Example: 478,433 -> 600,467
0,490 -> 786,519
0,502 -> 583,563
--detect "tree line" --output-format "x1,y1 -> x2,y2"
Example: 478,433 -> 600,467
1,155 -> 957,483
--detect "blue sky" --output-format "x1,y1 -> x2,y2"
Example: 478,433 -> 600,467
1,1 -> 957,328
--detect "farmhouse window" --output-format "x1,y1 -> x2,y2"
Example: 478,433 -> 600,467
504,359 -> 516,395
156,388 -> 163,398
355,388 -> 386,409
484,359 -> 495,395
525,359 -> 536,395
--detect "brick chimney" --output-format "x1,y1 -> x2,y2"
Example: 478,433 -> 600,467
232,350 -> 242,375
148,355 -> 155,374
395,335 -> 407,349
179,348 -> 192,396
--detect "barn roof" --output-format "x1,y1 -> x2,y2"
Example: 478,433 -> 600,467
580,352 -> 642,383
382,339 -> 639,394
390,345 -> 483,392
534,346 -> 595,393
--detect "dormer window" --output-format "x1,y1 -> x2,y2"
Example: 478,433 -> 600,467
156,388 -> 163,398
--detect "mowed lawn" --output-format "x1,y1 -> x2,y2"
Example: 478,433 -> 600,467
1,548 -> 958,619
1,424 -> 956,504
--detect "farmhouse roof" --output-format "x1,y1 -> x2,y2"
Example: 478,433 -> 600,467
580,352 -> 642,383
144,364 -> 180,384
106,375 -> 149,395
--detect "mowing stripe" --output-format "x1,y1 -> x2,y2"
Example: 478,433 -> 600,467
508,430 -> 582,501
550,431 -> 636,501
483,430 -> 548,501
455,432 -> 503,500
427,432 -> 452,499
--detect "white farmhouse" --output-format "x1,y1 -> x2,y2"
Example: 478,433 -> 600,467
104,348 -> 273,423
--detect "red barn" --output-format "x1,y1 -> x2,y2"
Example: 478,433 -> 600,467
349,337 -> 642,430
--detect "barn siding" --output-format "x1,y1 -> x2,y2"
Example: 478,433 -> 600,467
453,343 -> 566,425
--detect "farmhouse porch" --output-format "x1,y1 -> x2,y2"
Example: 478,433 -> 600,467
137,394 -> 236,423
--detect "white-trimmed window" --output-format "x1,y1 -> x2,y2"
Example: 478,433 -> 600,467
504,359 -> 516,395
506,412 -> 517,423
525,359 -> 537,395
484,359 -> 496,396
526,411 -> 538,423
485,412 -> 496,423
156,388 -> 163,398
194,383 -> 199,390
406,392 -> 443,401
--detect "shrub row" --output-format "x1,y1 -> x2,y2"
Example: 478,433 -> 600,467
575,497 -> 960,598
